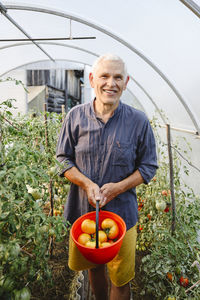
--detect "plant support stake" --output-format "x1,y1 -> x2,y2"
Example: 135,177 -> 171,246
166,124 -> 176,234
61,104 -> 65,123
44,103 -> 54,256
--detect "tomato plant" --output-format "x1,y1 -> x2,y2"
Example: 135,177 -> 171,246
0,92 -> 71,299
135,118 -> 200,299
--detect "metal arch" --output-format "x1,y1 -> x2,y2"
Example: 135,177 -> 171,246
0,2 -> 54,61
179,0 -> 200,18
4,3 -> 200,134
0,41 -> 165,123
0,42 -> 98,58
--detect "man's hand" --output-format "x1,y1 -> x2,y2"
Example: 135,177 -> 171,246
85,182 -> 102,208
99,170 -> 144,207
99,182 -> 121,207
64,167 -> 102,208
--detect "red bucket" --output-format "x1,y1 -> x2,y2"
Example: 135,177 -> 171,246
71,205 -> 126,264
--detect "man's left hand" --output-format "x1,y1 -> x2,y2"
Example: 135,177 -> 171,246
99,183 -> 121,207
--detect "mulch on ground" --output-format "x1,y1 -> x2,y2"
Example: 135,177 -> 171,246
31,239 -> 153,299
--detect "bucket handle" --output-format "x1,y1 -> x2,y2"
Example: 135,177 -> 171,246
95,200 -> 100,248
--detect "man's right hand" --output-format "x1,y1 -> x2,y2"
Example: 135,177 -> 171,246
85,182 -> 102,208
64,167 -> 102,208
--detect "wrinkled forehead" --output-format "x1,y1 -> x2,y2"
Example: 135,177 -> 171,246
94,59 -> 126,77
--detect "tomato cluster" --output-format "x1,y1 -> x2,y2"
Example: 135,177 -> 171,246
77,218 -> 119,248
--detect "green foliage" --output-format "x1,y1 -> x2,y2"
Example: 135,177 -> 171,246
0,93 -> 71,299
1,81 -> 200,299
136,120 -> 200,299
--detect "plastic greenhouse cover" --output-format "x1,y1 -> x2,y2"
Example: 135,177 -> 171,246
0,0 -> 200,134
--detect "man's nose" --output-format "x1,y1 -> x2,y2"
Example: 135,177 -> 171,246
107,77 -> 116,86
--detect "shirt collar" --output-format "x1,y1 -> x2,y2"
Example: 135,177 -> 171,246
90,98 -> 122,119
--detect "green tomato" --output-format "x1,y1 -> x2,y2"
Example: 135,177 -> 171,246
63,184 -> 70,193
48,166 -> 57,176
26,185 -> 42,200
13,287 -> 31,300
49,228 -> 55,236
12,289 -> 21,300
175,266 -> 182,275
3,277 -> 15,292
9,243 -> 21,258
156,200 -> 166,211
9,261 -> 19,274
39,225 -> 49,234
19,287 -> 31,300
0,244 -> 5,259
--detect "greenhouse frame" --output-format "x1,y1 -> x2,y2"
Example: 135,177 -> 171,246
0,1 -> 200,299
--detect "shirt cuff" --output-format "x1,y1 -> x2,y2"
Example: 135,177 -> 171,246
57,160 -> 75,177
138,165 -> 158,184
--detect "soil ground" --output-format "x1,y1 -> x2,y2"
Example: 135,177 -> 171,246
31,238 -> 154,300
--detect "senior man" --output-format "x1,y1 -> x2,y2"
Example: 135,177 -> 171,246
56,53 -> 158,299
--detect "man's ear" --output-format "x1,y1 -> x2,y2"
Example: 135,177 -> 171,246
123,75 -> 130,90
89,72 -> 94,88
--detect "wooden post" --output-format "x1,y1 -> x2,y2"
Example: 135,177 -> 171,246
61,104 -> 65,123
44,103 -> 54,256
166,124 -> 176,234
44,103 -> 49,150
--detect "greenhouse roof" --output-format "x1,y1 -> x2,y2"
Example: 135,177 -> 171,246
0,0 -> 200,134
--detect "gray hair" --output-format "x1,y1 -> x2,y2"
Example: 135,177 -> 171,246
91,53 -> 128,79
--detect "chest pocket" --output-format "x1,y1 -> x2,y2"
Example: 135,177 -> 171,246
112,142 -> 133,167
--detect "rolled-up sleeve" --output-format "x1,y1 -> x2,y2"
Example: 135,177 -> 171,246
56,114 -> 76,176
136,120 -> 158,184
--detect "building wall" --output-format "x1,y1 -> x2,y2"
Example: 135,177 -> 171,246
0,70 -> 27,116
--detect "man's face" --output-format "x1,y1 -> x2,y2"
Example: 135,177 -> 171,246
89,60 -> 129,107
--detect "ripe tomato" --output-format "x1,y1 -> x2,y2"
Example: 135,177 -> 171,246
85,241 -> 96,248
54,209 -> 62,216
101,218 -> 119,239
167,272 -> 173,281
139,224 -> 143,231
179,276 -> 189,287
161,190 -> 168,196
164,206 -> 170,213
81,219 -> 96,234
94,230 -> 107,243
147,214 -> 152,220
100,242 -> 111,248
77,233 -> 91,245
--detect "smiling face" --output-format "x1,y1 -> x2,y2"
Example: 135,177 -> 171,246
89,59 -> 129,109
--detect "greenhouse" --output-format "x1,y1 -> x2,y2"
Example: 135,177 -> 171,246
0,0 -> 200,299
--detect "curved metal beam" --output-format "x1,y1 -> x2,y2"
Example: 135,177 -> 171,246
4,3 -> 200,134
179,0 -> 200,18
0,41 -> 165,122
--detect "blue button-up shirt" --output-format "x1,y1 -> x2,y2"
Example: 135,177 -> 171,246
56,100 -> 158,230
